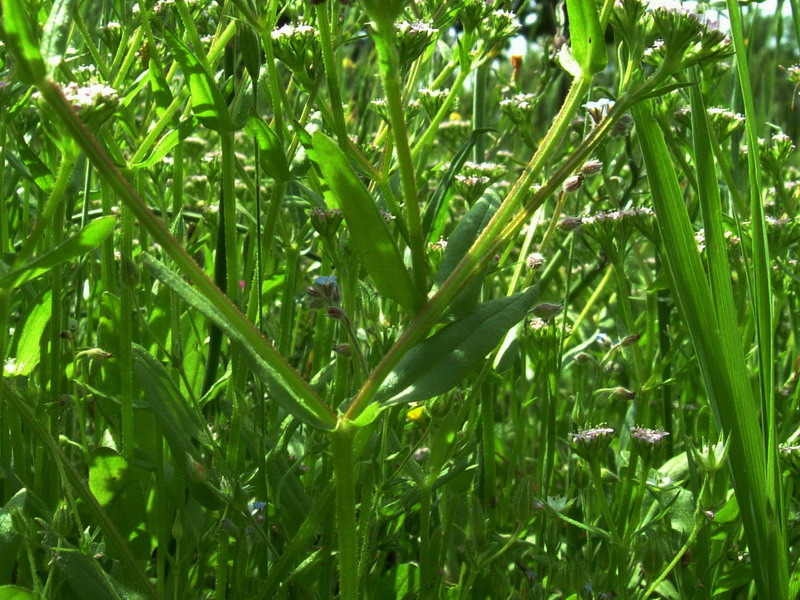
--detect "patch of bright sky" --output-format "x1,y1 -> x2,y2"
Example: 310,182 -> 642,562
506,0 -> 793,57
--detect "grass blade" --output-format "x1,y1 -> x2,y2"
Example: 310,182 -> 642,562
632,99 -> 787,599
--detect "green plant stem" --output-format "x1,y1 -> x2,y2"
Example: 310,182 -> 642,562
412,67 -> 471,161
589,462 -> 626,596
14,149 -> 76,268
316,2 -> 348,145
119,187 -> 136,460
221,131 -> 240,302
419,479 -> 434,599
371,24 -> 427,298
472,63 -> 489,162
331,420 -> 358,600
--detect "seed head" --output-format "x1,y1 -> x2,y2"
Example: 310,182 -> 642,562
563,175 -> 584,193
570,426 -> 615,463
630,427 -> 670,462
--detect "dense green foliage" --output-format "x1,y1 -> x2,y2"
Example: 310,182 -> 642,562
0,0 -> 799,598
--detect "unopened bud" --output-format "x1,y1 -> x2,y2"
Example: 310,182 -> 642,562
327,306 -> 346,320
333,343 -> 351,357
76,348 -> 114,360
186,455 -> 207,482
53,501 -> 73,538
580,159 -> 603,176
611,386 -> 636,400
563,175 -> 584,193
559,217 -> 583,231
533,303 -> 563,319
620,334 -> 641,347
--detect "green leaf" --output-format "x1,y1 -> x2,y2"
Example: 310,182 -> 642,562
0,216 -> 117,290
310,131 -> 424,312
164,30 -> 233,132
435,193 -> 501,319
633,99 -> 783,599
130,117 -> 197,169
246,113 -> 290,182
15,134 -> 55,193
6,289 -> 51,377
0,0 -> 47,85
54,541 -> 147,600
0,587 -> 35,600
142,254 -> 336,430
88,448 -> 150,560
375,286 -> 539,404
147,57 -> 175,119
238,22 -> 261,85
565,0 -> 607,76
0,490 -> 26,585
41,0 -> 77,70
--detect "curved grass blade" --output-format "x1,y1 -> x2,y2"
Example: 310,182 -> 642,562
164,30 -> 233,132
310,131 -> 424,312
143,253 -> 336,430
375,286 -> 539,405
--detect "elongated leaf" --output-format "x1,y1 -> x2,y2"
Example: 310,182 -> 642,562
131,344 -> 207,462
15,134 -> 55,193
7,289 -> 51,376
566,0 -> 607,76
0,0 -> 47,85
0,216 -> 117,290
41,0 -> 77,70
633,100 -> 784,599
310,131 -> 424,312
148,57 -> 174,118
131,345 -> 225,510
142,254 -> 336,429
165,30 -> 233,132
238,22 -> 261,85
246,112 -> 290,182
375,286 -> 539,404
130,117 -> 197,169
436,193 -> 501,319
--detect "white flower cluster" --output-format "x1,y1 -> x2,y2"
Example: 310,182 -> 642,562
61,82 -> 118,110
